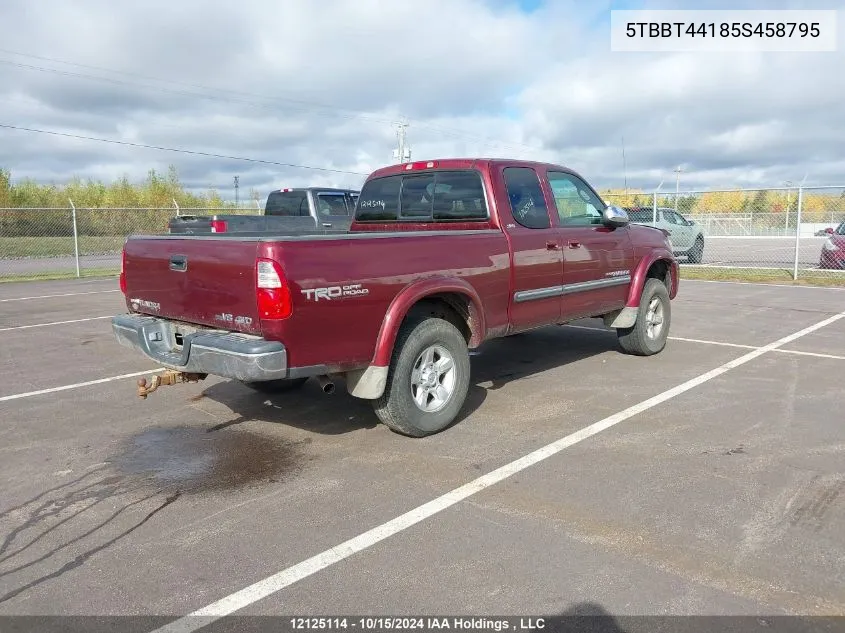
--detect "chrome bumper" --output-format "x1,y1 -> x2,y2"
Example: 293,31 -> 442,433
111,313 -> 288,382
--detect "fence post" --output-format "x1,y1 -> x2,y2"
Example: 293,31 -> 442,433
173,198 -> 180,217
652,192 -> 657,223
69,198 -> 80,278
792,187 -> 803,280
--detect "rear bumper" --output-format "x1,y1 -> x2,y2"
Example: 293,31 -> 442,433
111,313 -> 288,382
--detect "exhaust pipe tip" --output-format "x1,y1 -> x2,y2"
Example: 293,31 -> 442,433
316,375 -> 335,394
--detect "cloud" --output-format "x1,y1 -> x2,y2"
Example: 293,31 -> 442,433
0,0 -> 843,203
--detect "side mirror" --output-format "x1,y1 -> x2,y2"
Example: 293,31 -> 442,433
826,227 -> 834,234
603,205 -> 629,227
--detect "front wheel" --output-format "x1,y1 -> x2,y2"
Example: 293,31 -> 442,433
687,235 -> 704,263
616,278 -> 671,356
373,316 -> 471,437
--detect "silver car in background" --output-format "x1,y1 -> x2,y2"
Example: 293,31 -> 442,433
625,206 -> 705,263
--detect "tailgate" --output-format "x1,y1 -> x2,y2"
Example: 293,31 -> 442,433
122,236 -> 262,334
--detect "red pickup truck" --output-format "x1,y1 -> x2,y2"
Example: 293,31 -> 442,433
113,158 -> 679,437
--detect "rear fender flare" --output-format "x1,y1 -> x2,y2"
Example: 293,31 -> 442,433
344,277 -> 486,400
372,277 -> 486,368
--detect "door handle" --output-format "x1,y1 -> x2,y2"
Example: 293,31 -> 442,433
322,223 -> 332,228
567,240 -> 581,249
546,241 -> 561,250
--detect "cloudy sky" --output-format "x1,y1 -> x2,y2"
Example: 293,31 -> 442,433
0,0 -> 843,203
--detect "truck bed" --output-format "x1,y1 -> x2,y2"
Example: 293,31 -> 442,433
121,228 -> 511,370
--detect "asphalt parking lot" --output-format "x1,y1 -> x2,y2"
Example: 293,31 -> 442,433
0,276 -> 844,629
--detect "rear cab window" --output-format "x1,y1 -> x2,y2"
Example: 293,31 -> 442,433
502,167 -> 550,229
355,170 -> 489,223
265,190 -> 310,216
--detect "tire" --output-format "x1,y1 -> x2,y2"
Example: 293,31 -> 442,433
616,278 -> 671,356
372,315 -> 471,438
687,235 -> 704,263
241,377 -> 308,393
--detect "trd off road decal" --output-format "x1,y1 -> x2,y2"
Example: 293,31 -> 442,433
302,284 -> 369,302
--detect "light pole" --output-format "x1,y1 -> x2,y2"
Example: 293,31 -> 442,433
784,180 -> 793,233
673,165 -> 684,212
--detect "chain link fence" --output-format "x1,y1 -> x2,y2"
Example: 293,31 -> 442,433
2,188 -> 845,283
602,186 -> 845,281
0,204 -> 258,281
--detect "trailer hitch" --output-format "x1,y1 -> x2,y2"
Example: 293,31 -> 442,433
137,369 -> 208,399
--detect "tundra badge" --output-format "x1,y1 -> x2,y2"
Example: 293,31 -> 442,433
130,298 -> 161,312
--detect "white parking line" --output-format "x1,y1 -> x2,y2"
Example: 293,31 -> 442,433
0,289 -> 120,302
771,348 -> 845,361
0,369 -> 164,403
683,279 -> 845,290
563,325 -> 845,360
0,316 -> 112,332
150,311 -> 845,633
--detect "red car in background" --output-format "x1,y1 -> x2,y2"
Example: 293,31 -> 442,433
819,221 -> 845,269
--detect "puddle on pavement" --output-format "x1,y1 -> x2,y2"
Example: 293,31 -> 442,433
113,425 -> 309,494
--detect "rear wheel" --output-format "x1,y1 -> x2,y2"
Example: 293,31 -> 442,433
241,377 -> 308,393
687,235 -> 704,263
373,315 -> 470,437
616,278 -> 671,356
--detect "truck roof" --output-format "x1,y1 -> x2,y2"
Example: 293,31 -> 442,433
365,158 -> 584,180
271,187 -> 360,193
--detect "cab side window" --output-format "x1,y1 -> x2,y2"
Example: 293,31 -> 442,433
503,167 -> 550,229
547,171 -> 605,226
662,210 -> 686,225
316,192 -> 351,216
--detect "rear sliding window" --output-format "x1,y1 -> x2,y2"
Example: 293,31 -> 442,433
265,191 -> 310,216
355,170 -> 488,222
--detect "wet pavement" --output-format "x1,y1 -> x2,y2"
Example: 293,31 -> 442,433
0,278 -> 843,621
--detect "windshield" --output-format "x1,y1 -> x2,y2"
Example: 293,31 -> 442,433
836,222 -> 845,235
265,191 -> 309,216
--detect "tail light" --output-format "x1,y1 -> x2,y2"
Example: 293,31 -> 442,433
119,247 -> 127,294
256,258 -> 292,320
210,219 -> 227,233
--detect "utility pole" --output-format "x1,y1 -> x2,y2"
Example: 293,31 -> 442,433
394,120 -> 411,164
234,175 -> 239,207
673,165 -> 684,212
621,136 -> 628,196
784,180 -> 793,232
